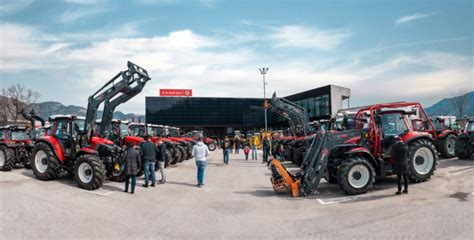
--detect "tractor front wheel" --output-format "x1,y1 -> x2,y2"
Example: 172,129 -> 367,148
31,142 -> 60,180
337,156 -> 375,195
0,146 -> 15,171
438,134 -> 457,158
74,155 -> 106,190
408,139 -> 437,182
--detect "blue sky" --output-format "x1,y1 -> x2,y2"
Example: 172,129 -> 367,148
0,0 -> 472,114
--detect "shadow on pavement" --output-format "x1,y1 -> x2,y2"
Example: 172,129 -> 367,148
233,189 -> 295,199
165,181 -> 197,188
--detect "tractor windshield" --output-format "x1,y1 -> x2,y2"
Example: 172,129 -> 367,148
381,113 -> 408,137
74,119 -> 85,132
150,127 -> 164,137
467,121 -> 474,132
11,130 -> 28,140
130,125 -> 145,137
120,123 -> 129,137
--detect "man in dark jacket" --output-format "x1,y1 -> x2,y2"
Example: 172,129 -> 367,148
221,137 -> 231,165
262,136 -> 271,164
391,137 -> 409,195
140,135 -> 159,187
157,137 -> 167,184
123,142 -> 141,194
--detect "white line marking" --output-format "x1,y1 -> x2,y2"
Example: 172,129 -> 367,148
316,196 -> 358,205
82,190 -> 114,196
452,167 -> 474,176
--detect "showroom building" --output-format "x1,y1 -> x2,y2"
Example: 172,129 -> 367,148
146,85 -> 350,137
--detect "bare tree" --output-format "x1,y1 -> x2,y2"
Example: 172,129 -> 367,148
0,84 -> 40,123
449,90 -> 469,117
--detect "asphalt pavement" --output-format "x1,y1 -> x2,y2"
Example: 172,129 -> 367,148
1,150 -> 473,239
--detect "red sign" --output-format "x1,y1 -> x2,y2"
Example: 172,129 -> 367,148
160,89 -> 193,97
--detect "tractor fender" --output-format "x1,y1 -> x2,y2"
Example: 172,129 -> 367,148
344,147 -> 378,168
437,130 -> 457,139
405,135 -> 434,146
78,147 -> 98,155
35,137 -> 65,161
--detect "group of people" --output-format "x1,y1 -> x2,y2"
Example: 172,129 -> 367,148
122,136 -> 211,194
219,134 -> 282,164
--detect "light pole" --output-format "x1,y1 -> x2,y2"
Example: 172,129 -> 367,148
259,67 -> 269,134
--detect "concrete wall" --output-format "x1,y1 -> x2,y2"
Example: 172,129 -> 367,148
330,85 -> 351,117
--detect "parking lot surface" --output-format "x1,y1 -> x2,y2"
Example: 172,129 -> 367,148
1,150 -> 473,239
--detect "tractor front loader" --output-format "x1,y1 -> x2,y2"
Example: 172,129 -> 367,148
30,61 -> 151,190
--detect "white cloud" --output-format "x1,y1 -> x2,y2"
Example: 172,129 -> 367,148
1,23 -> 472,114
59,7 -> 105,23
0,0 -> 33,15
395,12 -> 439,25
270,25 -> 352,50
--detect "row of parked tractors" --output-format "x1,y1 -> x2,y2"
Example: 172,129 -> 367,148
268,94 -> 474,197
0,62 -> 216,191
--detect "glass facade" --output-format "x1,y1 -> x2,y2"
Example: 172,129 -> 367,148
146,85 -> 341,137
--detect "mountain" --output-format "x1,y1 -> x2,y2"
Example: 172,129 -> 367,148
425,91 -> 474,117
27,101 -> 144,122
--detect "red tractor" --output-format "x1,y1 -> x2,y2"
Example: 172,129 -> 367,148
455,117 -> 474,159
184,130 -> 217,151
429,116 -> 459,158
0,125 -> 34,171
30,61 -> 150,189
270,102 -> 438,196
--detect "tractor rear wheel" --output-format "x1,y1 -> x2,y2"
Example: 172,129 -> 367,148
0,146 -> 14,171
31,142 -> 60,180
170,147 -> 181,165
438,134 -> 457,158
337,156 -> 375,195
165,150 -> 172,168
408,139 -> 437,182
177,146 -> 186,162
74,155 -> 106,190
455,136 -> 471,159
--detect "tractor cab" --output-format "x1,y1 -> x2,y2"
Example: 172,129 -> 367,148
48,115 -> 86,158
430,116 -> 459,132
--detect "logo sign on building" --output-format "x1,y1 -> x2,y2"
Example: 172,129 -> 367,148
159,89 -> 193,97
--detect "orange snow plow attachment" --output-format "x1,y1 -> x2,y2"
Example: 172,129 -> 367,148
269,159 -> 300,197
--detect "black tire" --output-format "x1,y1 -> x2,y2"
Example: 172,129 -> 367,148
455,136 -> 471,159
208,143 -> 216,151
407,139 -> 437,183
337,156 -> 375,195
73,154 -> 106,190
170,147 -> 181,165
165,150 -> 172,168
0,146 -> 15,171
177,146 -> 186,163
31,142 -> 61,180
107,162 -> 126,182
438,134 -> 457,158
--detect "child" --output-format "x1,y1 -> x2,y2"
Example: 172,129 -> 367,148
243,145 -> 250,160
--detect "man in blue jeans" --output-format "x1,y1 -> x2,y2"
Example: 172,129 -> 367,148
140,135 -> 159,188
192,137 -> 210,187
221,137 -> 231,165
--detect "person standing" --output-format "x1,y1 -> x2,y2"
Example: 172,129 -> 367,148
221,137 -> 231,165
140,135 -> 158,188
229,137 -> 235,154
262,136 -> 271,163
192,137 -> 210,187
157,137 -> 167,184
123,142 -> 141,194
392,137 -> 409,195
234,136 -> 241,154
276,144 -> 285,162
251,134 -> 259,160
243,145 -> 250,160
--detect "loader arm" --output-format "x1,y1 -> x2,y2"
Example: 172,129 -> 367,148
84,61 -> 151,142
270,129 -> 362,197
21,109 -> 45,129
270,92 -> 310,136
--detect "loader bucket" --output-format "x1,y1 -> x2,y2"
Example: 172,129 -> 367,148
269,159 -> 300,197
